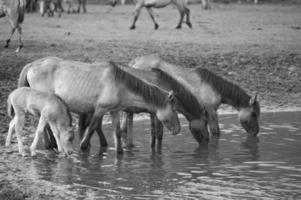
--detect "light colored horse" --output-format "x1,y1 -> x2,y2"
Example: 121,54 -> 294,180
111,0 -> 192,30
0,0 -> 26,52
17,57 -> 181,154
6,87 -> 74,157
119,66 -> 209,149
129,54 -> 260,137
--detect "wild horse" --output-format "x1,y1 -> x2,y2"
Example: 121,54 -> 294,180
111,0 -> 192,30
18,57 -> 181,153
0,0 -> 26,52
130,54 -> 260,137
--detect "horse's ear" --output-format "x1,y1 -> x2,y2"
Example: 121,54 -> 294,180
168,90 -> 175,102
249,93 -> 258,106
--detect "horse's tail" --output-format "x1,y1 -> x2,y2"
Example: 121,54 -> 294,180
7,96 -> 14,119
17,0 -> 26,24
18,63 -> 31,88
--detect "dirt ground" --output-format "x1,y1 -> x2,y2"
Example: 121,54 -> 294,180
0,3 -> 301,199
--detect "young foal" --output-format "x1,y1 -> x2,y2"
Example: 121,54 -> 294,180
6,87 -> 74,157
0,0 -> 26,52
111,0 -> 192,30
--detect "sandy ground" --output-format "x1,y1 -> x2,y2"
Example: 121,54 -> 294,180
0,3 -> 301,199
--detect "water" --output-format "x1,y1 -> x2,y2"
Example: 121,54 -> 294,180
25,112 -> 301,199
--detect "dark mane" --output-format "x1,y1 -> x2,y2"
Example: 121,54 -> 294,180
54,95 -> 72,126
109,62 -> 167,107
152,68 -> 206,118
195,68 -> 250,107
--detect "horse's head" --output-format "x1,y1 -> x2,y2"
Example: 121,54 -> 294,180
110,0 -> 117,7
188,116 -> 210,145
156,90 -> 181,135
60,127 -> 74,156
238,94 -> 260,136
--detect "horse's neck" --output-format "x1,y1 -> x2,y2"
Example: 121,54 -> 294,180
222,91 -> 250,110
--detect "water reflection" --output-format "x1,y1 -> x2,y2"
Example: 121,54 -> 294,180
22,112 -> 301,199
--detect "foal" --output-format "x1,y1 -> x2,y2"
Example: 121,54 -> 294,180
6,87 -> 74,157
0,0 -> 26,52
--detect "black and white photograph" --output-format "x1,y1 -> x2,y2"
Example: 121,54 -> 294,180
0,0 -> 300,199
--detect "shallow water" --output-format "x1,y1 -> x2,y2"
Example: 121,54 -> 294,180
25,112 -> 301,199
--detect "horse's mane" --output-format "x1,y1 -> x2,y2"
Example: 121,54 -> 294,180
195,68 -> 250,107
152,68 -> 206,117
109,62 -> 167,107
54,95 -> 72,126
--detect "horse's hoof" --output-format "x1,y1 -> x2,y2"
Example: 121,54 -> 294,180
175,26 -> 181,29
130,26 -> 135,30
187,22 -> 192,29
80,142 -> 91,151
154,24 -> 159,30
4,44 -> 9,48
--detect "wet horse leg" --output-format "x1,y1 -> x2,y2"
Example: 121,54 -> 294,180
207,108 -> 220,137
154,115 -> 163,151
30,116 -> 47,156
120,112 -> 134,147
146,7 -> 159,30
96,116 -> 108,147
111,111 -> 123,154
14,114 -> 26,156
43,123 -> 58,150
130,4 -> 143,30
5,117 -> 17,147
80,107 -> 106,151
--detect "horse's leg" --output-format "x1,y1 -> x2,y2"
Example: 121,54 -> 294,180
78,114 -> 88,140
83,0 -> 87,13
130,4 -> 143,30
154,115 -> 163,151
175,10 -> 184,29
5,117 -> 16,147
150,113 -> 156,148
110,111 -> 123,154
146,7 -> 159,30
14,114 -> 26,156
4,27 -> 16,48
96,116 -> 108,147
207,108 -> 220,137
30,116 -> 47,156
77,0 -> 81,13
43,123 -> 58,150
184,7 -> 192,28
15,25 -> 23,53
80,108 -> 105,150
121,112 -> 134,147
48,122 -> 64,153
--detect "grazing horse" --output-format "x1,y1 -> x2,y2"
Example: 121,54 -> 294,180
130,54 -> 260,137
111,0 -> 192,30
6,87 -> 74,157
0,0 -> 26,52
119,66 -> 209,149
17,57 -> 180,154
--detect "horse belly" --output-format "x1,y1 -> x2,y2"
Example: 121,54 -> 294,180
145,0 -> 171,8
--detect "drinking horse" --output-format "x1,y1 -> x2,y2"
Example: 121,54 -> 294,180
0,0 -> 26,52
6,87 -> 74,157
17,57 -> 181,153
118,66 -> 209,149
111,0 -> 192,30
130,54 -> 260,137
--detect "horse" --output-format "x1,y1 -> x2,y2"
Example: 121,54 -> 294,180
17,57 -> 181,154
111,0 -> 192,30
40,0 -> 63,17
64,0 -> 86,13
129,54 -> 260,137
6,87 -> 74,157
119,66 -> 209,149
0,0 -> 26,52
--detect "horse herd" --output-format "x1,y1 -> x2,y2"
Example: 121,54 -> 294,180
5,54 -> 260,157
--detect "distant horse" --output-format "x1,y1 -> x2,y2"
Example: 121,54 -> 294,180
6,87 -> 74,157
0,0 -> 26,52
130,54 -> 260,137
40,0 -> 63,17
119,66 -> 209,149
18,57 -> 180,154
64,0 -> 86,13
111,0 -> 192,30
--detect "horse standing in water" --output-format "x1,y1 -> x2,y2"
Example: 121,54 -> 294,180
18,57 -> 180,154
111,0 -> 192,30
0,0 -> 26,52
130,54 -> 260,137
6,87 -> 74,157
113,66 -> 209,150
